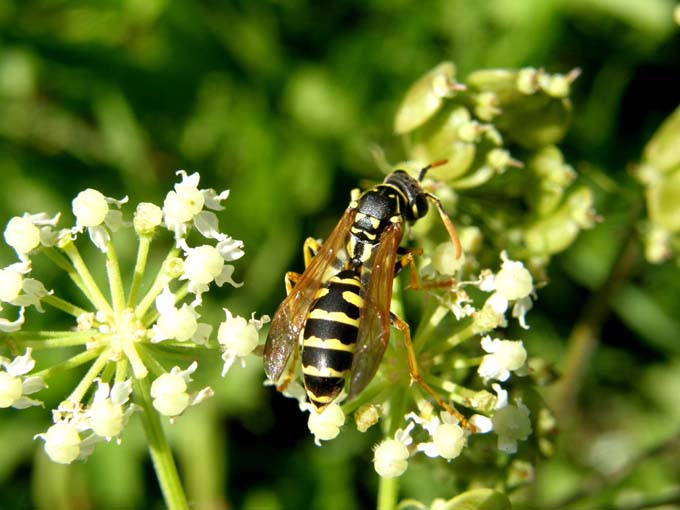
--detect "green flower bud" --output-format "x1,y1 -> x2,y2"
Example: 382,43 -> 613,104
524,186 -> 595,256
394,62 -> 460,135
467,67 -> 574,149
642,104 -> 680,174
527,145 -> 576,215
646,170 -> 680,232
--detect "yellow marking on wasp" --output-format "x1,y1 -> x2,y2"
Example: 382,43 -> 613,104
304,389 -> 336,404
342,291 -> 363,308
330,275 -> 361,287
314,287 -> 330,299
307,309 -> 360,326
303,336 -> 355,352
302,364 -> 348,378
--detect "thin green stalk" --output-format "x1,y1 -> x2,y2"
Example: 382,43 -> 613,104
61,243 -> 113,315
106,240 -> 126,316
133,376 -> 189,510
135,247 -> 180,319
377,476 -> 399,510
42,294 -> 88,317
127,234 -> 152,307
42,247 -> 100,309
15,332 -> 96,349
68,350 -> 110,403
33,348 -> 102,379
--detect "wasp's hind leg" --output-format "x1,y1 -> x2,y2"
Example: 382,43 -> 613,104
394,248 -> 458,291
391,311 -> 474,431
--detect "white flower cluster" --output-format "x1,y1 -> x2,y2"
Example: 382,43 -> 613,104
0,171 -> 266,465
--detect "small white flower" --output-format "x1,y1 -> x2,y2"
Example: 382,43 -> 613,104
478,252 -> 535,329
478,336 -> 527,382
218,310 -> 269,376
411,411 -> 466,460
134,202 -> 163,234
39,421 -> 82,464
71,188 -> 128,252
307,403 -> 345,445
88,380 -> 135,440
72,189 -> 110,228
0,262 -> 28,303
492,401 -> 532,454
373,439 -> 410,478
163,170 -> 231,242
0,348 -> 45,408
183,245 -> 224,285
0,307 -> 25,332
151,287 -> 211,344
150,362 -> 213,418
4,216 -> 40,258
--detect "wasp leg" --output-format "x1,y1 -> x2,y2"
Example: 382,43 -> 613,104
391,311 -> 475,431
303,237 -> 323,268
395,249 -> 457,291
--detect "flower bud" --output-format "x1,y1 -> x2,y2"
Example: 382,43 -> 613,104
433,422 -> 465,460
0,267 -> 23,302
394,62 -> 459,135
134,202 -> 163,235
373,439 -> 409,478
72,189 -> 109,227
307,403 -> 345,442
4,216 -> 41,255
183,245 -> 224,285
217,313 -> 259,357
90,398 -> 124,438
41,422 -> 81,464
150,372 -> 190,417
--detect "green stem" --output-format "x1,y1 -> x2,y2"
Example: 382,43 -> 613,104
60,243 -> 113,315
106,240 -> 126,316
135,247 -> 180,320
377,476 -> 399,510
68,350 -> 110,403
42,294 -> 88,317
127,234 -> 152,307
133,377 -> 189,510
33,348 -> 102,380
15,331 -> 96,349
42,247 -> 100,309
550,231 -> 639,423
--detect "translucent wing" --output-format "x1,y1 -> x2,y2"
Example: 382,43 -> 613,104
264,208 -> 356,383
348,222 -> 403,399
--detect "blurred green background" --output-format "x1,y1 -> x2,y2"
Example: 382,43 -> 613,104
1,1 -> 680,509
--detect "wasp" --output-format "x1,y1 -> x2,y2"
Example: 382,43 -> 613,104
264,162 -> 469,425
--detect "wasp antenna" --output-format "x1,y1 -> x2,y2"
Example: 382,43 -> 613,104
418,159 -> 449,181
427,193 -> 461,259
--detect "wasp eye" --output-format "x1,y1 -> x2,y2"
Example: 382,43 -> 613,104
411,194 -> 429,220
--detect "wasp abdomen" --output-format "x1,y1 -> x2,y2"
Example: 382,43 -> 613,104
302,269 -> 363,411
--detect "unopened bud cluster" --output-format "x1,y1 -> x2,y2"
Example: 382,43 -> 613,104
0,171 -> 267,464
392,62 -> 596,269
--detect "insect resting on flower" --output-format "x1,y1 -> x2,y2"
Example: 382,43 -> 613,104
264,161 -> 473,428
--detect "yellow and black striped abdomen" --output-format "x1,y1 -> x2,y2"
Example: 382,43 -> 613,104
302,269 -> 363,412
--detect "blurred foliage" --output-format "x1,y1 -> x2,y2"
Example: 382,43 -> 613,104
0,0 -> 679,509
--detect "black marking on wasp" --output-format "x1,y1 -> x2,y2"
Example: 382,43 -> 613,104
263,161 -> 471,428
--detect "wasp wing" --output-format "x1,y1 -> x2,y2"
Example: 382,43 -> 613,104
348,222 -> 403,400
264,208 -> 356,383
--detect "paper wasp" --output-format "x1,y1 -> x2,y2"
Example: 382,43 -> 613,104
264,161 -> 469,425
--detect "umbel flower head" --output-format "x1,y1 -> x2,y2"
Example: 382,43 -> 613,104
0,170 -> 267,464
